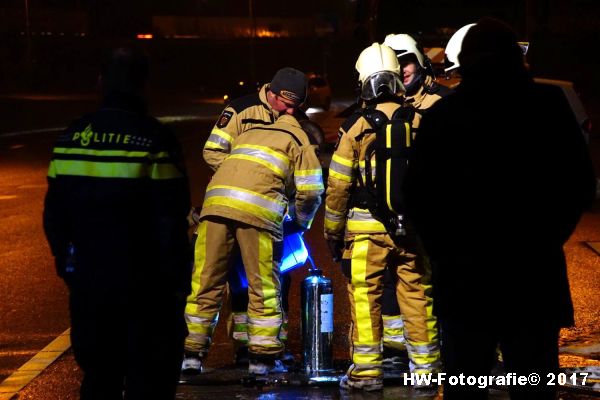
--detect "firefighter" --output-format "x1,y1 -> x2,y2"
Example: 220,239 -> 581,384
183,98 -> 324,376
189,68 -> 310,369
443,23 -> 477,87
376,33 -> 450,371
404,18 -> 596,399
203,67 -> 309,171
324,43 -> 438,391
43,47 -> 191,400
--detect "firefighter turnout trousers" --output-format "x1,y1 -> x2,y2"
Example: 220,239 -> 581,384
185,217 -> 284,358
381,243 -> 439,374
343,233 -> 440,379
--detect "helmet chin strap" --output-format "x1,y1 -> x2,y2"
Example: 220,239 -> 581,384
404,68 -> 424,96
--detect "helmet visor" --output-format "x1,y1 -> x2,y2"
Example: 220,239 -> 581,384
360,71 -> 405,100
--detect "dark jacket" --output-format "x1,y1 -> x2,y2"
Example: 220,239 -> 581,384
404,77 -> 596,326
43,93 -> 191,299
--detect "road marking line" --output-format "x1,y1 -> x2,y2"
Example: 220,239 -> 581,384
585,241 -> 600,256
0,329 -> 71,399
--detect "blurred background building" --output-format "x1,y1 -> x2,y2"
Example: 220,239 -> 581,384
0,0 -> 599,101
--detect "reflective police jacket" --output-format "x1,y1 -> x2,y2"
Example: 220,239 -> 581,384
324,101 -> 404,241
200,114 -> 323,236
43,93 -> 191,296
203,84 -> 281,171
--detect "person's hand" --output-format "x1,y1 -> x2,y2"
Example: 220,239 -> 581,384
187,207 -> 201,228
326,239 -> 344,262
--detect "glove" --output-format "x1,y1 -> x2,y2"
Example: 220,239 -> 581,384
187,206 -> 202,228
283,219 -> 305,236
326,239 -> 344,262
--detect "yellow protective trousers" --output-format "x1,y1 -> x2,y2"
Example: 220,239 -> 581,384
382,244 -> 440,374
344,233 -> 440,379
184,217 -> 284,358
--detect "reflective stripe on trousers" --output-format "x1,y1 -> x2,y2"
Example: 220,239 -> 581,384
346,233 -> 441,378
346,234 -> 384,378
382,315 -> 406,351
184,218 -> 283,356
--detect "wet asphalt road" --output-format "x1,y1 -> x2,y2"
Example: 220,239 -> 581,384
0,95 -> 599,399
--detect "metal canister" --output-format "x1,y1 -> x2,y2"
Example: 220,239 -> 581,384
301,265 -> 334,375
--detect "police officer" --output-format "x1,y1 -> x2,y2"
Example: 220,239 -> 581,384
43,47 -> 191,400
188,68 -> 311,369
324,43 -> 438,391
376,33 -> 450,371
183,80 -> 324,376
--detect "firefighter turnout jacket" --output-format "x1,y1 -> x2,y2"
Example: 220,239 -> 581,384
204,84 -> 282,171
325,101 -> 405,240
186,114 -> 323,358
200,113 -> 324,235
405,75 -> 453,131
325,99 -> 440,379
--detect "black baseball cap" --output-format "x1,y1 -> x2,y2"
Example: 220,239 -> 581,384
269,67 -> 307,105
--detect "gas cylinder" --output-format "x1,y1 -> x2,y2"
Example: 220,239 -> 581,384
301,260 -> 334,375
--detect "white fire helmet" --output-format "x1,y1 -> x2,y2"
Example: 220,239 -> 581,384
444,23 -> 476,72
383,33 -> 426,69
355,43 -> 405,101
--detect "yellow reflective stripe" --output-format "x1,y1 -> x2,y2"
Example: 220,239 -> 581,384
204,128 -> 234,151
347,219 -> 386,232
210,128 -> 233,143
386,124 -> 393,212
331,153 -> 354,167
47,161 -> 57,178
329,169 -> 353,182
351,368 -> 383,378
330,154 -> 355,182
204,140 -> 226,150
204,196 -> 280,223
186,322 -> 214,335
325,205 -> 345,217
52,147 -> 160,158
230,144 -> 290,176
405,122 -> 411,147
148,163 -> 184,179
258,231 -> 278,312
190,221 -> 207,301
49,154 -> 181,179
352,236 -> 372,343
295,169 -> 324,191
50,159 -> 145,178
228,154 -> 285,177
248,326 -> 280,338
295,169 -> 322,177
325,206 -> 346,232
353,353 -> 383,367
325,218 -> 344,232
382,315 -> 404,329
234,144 -> 289,164
206,185 -> 285,211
